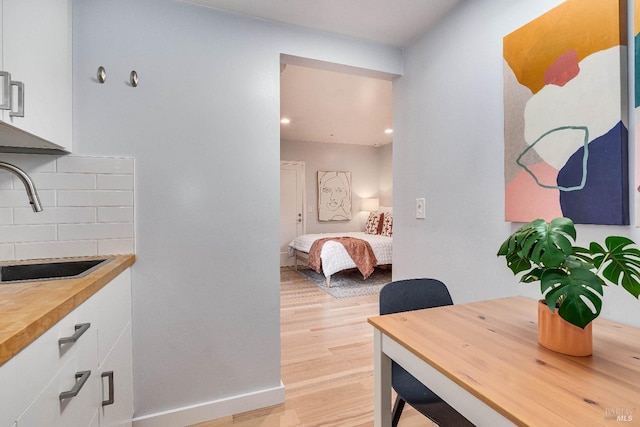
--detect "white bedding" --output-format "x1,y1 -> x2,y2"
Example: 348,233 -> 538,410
288,232 -> 392,278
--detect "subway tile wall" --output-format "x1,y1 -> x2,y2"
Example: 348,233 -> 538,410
0,153 -> 134,261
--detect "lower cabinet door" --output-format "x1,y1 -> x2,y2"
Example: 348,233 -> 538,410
99,324 -> 133,427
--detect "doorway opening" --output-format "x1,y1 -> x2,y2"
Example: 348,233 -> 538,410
278,55 -> 394,269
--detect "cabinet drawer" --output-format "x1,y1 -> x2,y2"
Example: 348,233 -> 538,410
16,335 -> 99,427
0,308 -> 97,426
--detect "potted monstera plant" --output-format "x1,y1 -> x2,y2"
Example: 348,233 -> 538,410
497,217 -> 640,356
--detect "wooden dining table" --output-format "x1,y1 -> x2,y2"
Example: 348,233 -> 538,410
368,296 -> 640,426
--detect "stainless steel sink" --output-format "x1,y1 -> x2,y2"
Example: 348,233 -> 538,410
0,258 -> 111,283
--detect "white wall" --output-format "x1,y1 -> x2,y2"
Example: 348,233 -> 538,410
393,0 -> 640,327
0,153 -> 134,260
281,139 -> 392,233
72,0 -> 402,423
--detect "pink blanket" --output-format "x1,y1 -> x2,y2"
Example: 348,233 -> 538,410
308,237 -> 378,279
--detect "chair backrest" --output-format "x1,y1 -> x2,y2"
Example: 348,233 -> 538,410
380,278 -> 453,315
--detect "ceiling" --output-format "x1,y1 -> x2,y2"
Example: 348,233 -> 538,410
181,0 -> 462,146
280,64 -> 393,146
180,0 -> 461,47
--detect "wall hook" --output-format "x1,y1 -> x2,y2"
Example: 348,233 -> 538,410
97,66 -> 106,84
130,70 -> 139,87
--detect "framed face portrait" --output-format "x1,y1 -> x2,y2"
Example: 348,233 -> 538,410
317,171 -> 352,221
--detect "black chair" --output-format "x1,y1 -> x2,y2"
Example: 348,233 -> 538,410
379,278 -> 474,427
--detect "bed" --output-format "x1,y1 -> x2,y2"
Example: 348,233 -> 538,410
289,231 -> 392,287
288,208 -> 393,286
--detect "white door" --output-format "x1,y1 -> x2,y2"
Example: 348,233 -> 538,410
280,161 -> 304,266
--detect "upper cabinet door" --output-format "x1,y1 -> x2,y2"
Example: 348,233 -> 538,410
0,0 -> 72,152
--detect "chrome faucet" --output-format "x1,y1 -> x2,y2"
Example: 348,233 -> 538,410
0,161 -> 43,212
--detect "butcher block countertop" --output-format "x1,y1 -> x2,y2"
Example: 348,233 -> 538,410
0,254 -> 136,367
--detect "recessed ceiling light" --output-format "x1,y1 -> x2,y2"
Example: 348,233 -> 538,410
281,118 -> 291,124
384,128 -> 393,134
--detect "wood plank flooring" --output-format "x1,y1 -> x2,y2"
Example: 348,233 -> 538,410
193,267 -> 433,427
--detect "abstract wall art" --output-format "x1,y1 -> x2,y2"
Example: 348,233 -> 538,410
503,0 -> 628,225
318,171 -> 352,221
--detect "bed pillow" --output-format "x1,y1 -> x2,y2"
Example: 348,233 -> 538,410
364,212 -> 381,234
380,213 -> 393,237
376,213 -> 385,234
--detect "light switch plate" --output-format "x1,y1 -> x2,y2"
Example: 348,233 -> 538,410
416,198 -> 426,219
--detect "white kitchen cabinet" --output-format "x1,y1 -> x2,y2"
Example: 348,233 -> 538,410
0,268 -> 133,427
91,268 -> 134,427
99,325 -> 134,427
17,328 -> 100,427
0,0 -> 72,151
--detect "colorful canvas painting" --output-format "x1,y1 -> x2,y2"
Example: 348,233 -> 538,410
503,0 -> 628,225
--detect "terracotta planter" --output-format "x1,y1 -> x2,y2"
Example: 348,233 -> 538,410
537,300 -> 592,356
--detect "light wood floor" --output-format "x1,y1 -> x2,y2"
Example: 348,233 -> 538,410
194,267 -> 434,427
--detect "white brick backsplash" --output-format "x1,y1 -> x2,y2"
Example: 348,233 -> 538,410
0,208 -> 12,225
39,190 -> 57,207
15,240 -> 99,260
0,155 -> 135,261
57,156 -> 134,174
28,173 -> 97,190
0,244 -> 14,259
0,172 -> 12,189
98,207 -> 134,223
58,223 -> 133,240
0,154 -> 56,173
0,225 -> 57,243
98,238 -> 135,255
14,207 -> 97,225
57,190 -> 133,207
97,174 -> 134,190
0,190 -> 56,208
0,190 -> 37,208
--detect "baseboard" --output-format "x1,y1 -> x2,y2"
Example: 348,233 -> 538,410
132,382 -> 285,427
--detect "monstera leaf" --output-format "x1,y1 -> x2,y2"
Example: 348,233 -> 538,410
540,267 -> 604,328
497,218 -> 576,275
590,236 -> 640,298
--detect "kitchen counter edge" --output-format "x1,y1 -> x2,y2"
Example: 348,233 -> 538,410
0,254 -> 136,366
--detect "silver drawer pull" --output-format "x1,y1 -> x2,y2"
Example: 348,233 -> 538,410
58,323 -> 91,346
101,371 -> 115,406
59,370 -> 91,401
0,71 -> 10,110
9,80 -> 24,117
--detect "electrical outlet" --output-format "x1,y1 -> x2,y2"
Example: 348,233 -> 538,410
416,198 -> 426,219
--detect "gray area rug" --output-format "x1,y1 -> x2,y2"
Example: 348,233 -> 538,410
294,266 -> 392,298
